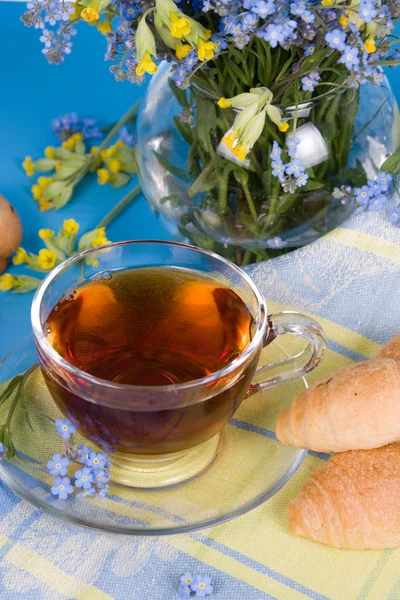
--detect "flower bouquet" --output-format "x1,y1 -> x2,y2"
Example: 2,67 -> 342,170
21,0 -> 400,264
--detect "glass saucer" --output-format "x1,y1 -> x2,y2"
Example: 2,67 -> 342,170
0,335 -> 307,536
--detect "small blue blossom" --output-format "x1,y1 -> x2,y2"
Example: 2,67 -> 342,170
290,1 -> 307,17
339,45 -> 360,70
0,442 -> 6,460
47,454 -> 70,477
55,418 -> 76,440
180,574 -> 195,587
97,485 -> 109,499
118,125 -> 136,147
74,467 -> 95,490
252,0 -> 276,18
285,159 -> 305,176
325,29 -> 346,52
86,452 -> 107,469
51,477 -> 74,500
301,10 -> 316,24
93,469 -> 110,486
305,44 -> 315,56
295,172 -> 309,187
178,585 -> 191,599
258,23 -> 284,48
386,207 -> 400,226
368,194 -> 386,211
301,75 -> 316,92
76,487 -> 96,499
190,575 -> 213,597
272,160 -> 285,180
267,236 -> 283,248
359,1 -> 378,24
376,172 -> 392,192
270,141 -> 282,160
77,445 -> 91,464
355,185 -> 374,204
286,136 -> 300,157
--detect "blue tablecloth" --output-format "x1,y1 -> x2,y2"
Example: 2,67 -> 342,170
1,4 -> 400,600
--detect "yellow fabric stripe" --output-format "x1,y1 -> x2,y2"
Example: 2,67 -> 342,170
0,533 -> 112,600
267,300 -> 381,359
326,227 -> 400,266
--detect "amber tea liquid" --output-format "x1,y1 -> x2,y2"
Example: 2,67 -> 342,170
44,267 -> 257,454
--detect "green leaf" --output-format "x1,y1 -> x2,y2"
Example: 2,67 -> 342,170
233,167 -> 249,186
302,179 -> 325,191
168,78 -> 189,108
0,376 -> 22,406
187,163 -> 218,197
12,275 -> 42,293
173,117 -> 194,145
380,146 -> 400,174
346,168 -> 368,187
153,151 -> 190,181
196,97 -> 217,156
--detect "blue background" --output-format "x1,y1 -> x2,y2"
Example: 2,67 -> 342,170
0,1 -> 399,359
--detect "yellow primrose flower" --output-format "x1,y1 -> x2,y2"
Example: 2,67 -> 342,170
365,37 -> 376,53
197,41 -> 217,61
97,227 -> 106,237
81,2 -> 100,24
91,146 -> 100,155
231,143 -> 248,161
92,236 -> 109,248
218,98 -> 232,109
176,44 -> 191,59
37,176 -> 51,189
62,133 -> 83,150
170,17 -> 191,39
97,168 -> 110,185
38,229 -> 55,240
222,131 -> 238,149
340,14 -> 349,28
136,51 -> 158,76
101,146 -> 116,159
38,249 -> 57,270
279,122 -> 289,132
115,140 -> 125,149
0,274 -> 16,291
12,247 -> 29,266
109,159 -> 121,174
63,219 -> 80,235
98,20 -> 112,34
321,0 -> 335,4
31,184 -> 43,201
22,156 -> 35,176
45,147 -> 56,159
38,199 -> 52,212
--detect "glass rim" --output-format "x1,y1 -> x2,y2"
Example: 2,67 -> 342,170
31,240 -> 267,393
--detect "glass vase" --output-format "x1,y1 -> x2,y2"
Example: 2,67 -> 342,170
137,62 -> 399,266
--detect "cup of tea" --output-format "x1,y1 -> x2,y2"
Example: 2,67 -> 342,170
31,240 -> 326,488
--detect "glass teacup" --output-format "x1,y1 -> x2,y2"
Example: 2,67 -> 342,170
31,241 -> 326,488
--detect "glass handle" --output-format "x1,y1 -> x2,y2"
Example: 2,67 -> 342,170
247,311 -> 326,397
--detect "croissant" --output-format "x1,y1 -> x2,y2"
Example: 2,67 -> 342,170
276,357 -> 400,452
289,444 -> 400,549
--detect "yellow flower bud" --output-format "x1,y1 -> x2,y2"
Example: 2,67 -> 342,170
97,227 -> 106,237
170,17 -> 191,39
92,236 -> 109,248
136,51 -> 158,76
38,229 -> 55,240
0,274 -> 16,291
97,168 -> 110,185
115,140 -> 125,149
218,98 -> 232,109
222,131 -> 238,150
97,20 -> 112,34
63,219 -> 80,235
109,159 -> 121,174
37,176 -> 51,189
232,143 -> 248,162
339,15 -> 349,28
38,249 -> 57,270
278,122 -> 289,132
321,0 -> 335,4
365,37 -> 376,54
22,156 -> 35,176
55,162 -> 62,172
38,199 -> 52,212
176,44 -> 192,59
12,248 -> 29,266
45,147 -> 56,159
31,184 -> 43,201
81,3 -> 100,24
197,41 -> 217,61
91,146 -> 100,155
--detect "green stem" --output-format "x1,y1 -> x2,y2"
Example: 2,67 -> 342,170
242,182 -> 258,221
218,166 -> 231,216
96,184 -> 141,229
